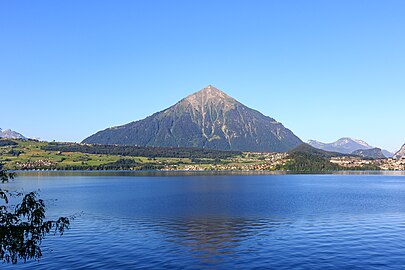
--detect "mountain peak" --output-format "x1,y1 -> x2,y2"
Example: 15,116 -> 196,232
335,137 -> 371,148
189,85 -> 233,99
0,128 -> 26,139
201,84 -> 220,92
179,85 -> 238,112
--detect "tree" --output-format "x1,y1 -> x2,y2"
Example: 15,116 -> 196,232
0,162 -> 70,264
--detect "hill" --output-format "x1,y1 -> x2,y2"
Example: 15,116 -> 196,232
288,143 -> 346,158
352,148 -> 386,159
276,144 -> 344,172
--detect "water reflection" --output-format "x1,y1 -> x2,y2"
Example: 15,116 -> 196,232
137,216 -> 290,264
4,174 -> 405,269
14,170 -> 287,177
14,170 -> 405,178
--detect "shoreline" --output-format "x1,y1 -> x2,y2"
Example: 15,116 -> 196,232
12,170 -> 405,177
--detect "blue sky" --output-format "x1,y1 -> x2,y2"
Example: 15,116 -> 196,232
1,0 -> 404,152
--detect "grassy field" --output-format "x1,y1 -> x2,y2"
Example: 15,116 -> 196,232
0,139 -> 276,171
0,139 -> 195,170
2,139 -> 385,172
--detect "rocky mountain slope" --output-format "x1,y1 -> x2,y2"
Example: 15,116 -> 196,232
0,128 -> 26,139
83,85 -> 303,152
394,144 -> 405,159
352,148 -> 386,159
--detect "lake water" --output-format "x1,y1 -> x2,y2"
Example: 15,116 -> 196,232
3,172 -> 405,269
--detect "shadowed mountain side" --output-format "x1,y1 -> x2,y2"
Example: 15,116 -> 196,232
352,148 -> 386,159
394,144 -> 405,159
83,85 -> 303,152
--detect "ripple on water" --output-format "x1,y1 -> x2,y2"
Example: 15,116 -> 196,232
3,213 -> 405,269
4,174 -> 405,269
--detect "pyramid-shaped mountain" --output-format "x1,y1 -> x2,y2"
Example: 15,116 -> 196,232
83,85 -> 303,152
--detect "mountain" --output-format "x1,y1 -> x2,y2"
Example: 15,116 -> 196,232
352,148 -> 386,159
394,144 -> 405,159
0,128 -> 26,139
308,138 -> 393,158
83,85 -> 303,152
308,137 -> 372,154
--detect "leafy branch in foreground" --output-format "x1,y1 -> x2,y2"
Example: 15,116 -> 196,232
0,163 -> 70,264
0,163 -> 15,184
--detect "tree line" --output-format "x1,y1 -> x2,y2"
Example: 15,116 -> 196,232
41,143 -> 242,159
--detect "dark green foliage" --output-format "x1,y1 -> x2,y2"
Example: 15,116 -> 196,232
42,143 -> 241,159
97,159 -> 139,170
0,140 -> 17,147
0,163 -> 15,183
281,144 -> 381,172
7,149 -> 22,156
278,144 -> 345,172
349,164 -> 381,171
137,164 -> 164,170
0,163 -> 70,264
280,152 -> 342,172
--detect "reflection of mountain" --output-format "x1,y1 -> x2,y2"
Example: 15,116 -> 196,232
158,217 -> 289,263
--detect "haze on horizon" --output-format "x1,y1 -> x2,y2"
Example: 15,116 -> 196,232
1,0 -> 404,152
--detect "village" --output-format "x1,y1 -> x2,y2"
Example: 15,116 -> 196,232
329,156 -> 405,171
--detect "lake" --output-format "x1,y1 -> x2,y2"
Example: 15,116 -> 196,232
3,172 -> 405,269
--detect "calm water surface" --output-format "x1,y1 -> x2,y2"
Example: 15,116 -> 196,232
3,173 -> 405,269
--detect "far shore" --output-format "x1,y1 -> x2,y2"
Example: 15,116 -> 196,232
12,170 -> 405,177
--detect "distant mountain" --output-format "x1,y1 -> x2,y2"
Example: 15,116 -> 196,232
308,137 -> 371,153
381,149 -> 394,158
308,138 -> 393,158
0,128 -> 26,139
83,85 -> 303,152
394,144 -> 405,159
352,148 -> 386,159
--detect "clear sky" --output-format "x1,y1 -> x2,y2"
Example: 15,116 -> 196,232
1,0 -> 404,152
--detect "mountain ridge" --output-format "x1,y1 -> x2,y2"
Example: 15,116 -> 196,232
308,137 -> 393,158
0,128 -> 26,139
